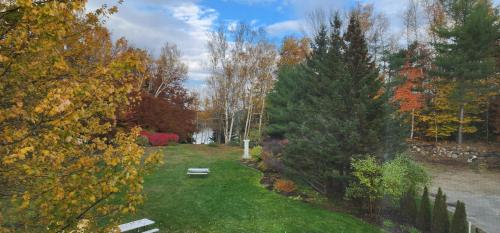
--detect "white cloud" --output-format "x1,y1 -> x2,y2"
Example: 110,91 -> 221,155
87,0 -> 217,87
265,20 -> 303,37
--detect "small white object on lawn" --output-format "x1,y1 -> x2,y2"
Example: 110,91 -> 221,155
142,228 -> 159,233
243,139 -> 250,159
118,218 -> 154,232
187,168 -> 209,175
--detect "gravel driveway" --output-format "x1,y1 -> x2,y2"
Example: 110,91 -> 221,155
422,162 -> 500,233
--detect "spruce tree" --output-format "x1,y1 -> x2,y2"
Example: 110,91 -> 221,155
417,186 -> 432,232
342,13 -> 405,160
450,201 -> 468,233
432,188 -> 450,233
400,187 -> 418,224
281,14 -> 350,194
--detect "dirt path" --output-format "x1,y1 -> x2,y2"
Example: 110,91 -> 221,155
422,162 -> 500,233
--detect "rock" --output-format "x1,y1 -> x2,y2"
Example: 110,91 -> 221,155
452,154 -> 458,159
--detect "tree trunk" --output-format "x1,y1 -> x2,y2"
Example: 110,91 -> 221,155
227,111 -> 235,144
486,98 -> 490,143
410,108 -> 415,140
458,104 -> 464,144
244,89 -> 253,140
258,95 -> 266,136
434,113 -> 438,143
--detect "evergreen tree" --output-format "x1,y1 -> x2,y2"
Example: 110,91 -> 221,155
450,201 -> 468,233
417,186 -> 432,231
433,0 -> 499,144
400,187 -> 418,224
342,13 -> 405,160
432,188 -> 450,233
281,14 -> 350,195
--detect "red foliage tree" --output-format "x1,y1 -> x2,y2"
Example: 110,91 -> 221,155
126,92 -> 196,141
394,63 -> 424,139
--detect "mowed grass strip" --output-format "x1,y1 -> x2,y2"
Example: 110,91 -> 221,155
129,145 -> 383,233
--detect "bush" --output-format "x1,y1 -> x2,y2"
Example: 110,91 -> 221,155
274,179 -> 296,194
450,201 -> 467,233
400,187 -> 418,224
262,153 -> 284,173
432,188 -> 449,233
416,186 -> 432,232
141,131 -> 179,146
136,135 -> 150,146
382,154 -> 430,202
250,146 -> 263,161
345,156 -> 383,216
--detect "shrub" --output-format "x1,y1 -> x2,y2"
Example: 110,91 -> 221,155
136,135 -> 150,146
262,153 -> 284,173
250,146 -> 263,161
416,186 -> 432,232
141,131 -> 179,146
450,201 -> 467,233
432,188 -> 449,233
274,179 -> 296,194
257,161 -> 267,172
382,154 -> 430,202
345,156 -> 383,216
400,187 -> 418,224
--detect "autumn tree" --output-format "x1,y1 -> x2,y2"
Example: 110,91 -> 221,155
207,23 -> 276,144
0,1 -> 160,231
277,36 -> 310,68
394,63 -> 424,140
433,0 -> 499,144
122,42 -> 197,141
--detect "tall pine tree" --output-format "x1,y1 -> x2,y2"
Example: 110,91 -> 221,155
342,12 -> 405,160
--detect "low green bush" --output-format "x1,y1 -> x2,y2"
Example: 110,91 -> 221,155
136,135 -> 150,146
250,146 -> 263,161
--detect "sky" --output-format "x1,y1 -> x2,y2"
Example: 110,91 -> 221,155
86,0 -> 500,92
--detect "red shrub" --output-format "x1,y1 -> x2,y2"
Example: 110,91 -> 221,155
141,131 -> 179,146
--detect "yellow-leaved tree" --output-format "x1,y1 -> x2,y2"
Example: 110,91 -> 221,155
0,1 -> 161,232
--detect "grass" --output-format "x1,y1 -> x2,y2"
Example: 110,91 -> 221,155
127,144 -> 383,233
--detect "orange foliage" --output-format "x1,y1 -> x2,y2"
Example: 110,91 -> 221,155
394,63 -> 424,112
274,179 -> 297,194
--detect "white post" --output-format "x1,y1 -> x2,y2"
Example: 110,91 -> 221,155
243,139 -> 250,159
468,221 -> 471,233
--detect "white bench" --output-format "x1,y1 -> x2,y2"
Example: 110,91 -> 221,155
187,168 -> 209,176
118,218 -> 154,232
142,228 -> 159,233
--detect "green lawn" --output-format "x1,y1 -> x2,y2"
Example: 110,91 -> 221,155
129,144 -> 383,233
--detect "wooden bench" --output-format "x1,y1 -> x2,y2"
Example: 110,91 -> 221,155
118,218 -> 156,232
187,168 -> 209,176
